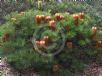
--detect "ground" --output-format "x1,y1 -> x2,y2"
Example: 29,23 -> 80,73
0,58 -> 102,76
0,58 -> 38,76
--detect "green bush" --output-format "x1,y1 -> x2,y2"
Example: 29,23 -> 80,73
0,9 -> 102,76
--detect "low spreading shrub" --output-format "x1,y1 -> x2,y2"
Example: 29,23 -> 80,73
0,9 -> 102,76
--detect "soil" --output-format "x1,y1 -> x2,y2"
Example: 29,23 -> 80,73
0,57 -> 102,76
0,58 -> 38,76
75,62 -> 102,76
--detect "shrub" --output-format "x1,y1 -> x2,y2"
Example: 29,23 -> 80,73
0,9 -> 102,76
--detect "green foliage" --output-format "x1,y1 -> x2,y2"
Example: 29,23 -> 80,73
96,30 -> 102,41
0,9 -> 102,76
41,1 -> 102,27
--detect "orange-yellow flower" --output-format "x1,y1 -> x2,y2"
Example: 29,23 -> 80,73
52,64 -> 60,72
45,16 -> 52,22
92,26 -> 97,35
11,17 -> 16,22
35,15 -> 42,24
18,12 -> 25,16
55,13 -> 64,21
48,20 -> 56,29
96,41 -> 102,47
72,14 -> 79,26
79,12 -> 85,19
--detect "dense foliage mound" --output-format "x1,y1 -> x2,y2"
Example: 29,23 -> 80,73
0,9 -> 102,75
